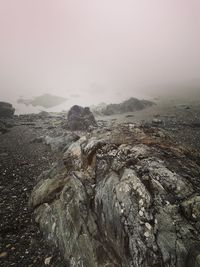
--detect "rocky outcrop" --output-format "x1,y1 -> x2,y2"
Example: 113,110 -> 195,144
30,123 -> 200,267
66,105 -> 97,131
0,102 -> 15,118
92,98 -> 155,116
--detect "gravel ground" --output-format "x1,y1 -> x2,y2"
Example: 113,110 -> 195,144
0,125 -> 66,267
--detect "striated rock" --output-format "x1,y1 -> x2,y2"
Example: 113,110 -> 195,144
30,123 -> 200,267
0,102 -> 15,118
67,105 -> 97,131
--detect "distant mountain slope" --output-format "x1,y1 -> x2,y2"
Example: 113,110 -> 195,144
92,97 -> 155,115
18,94 -> 67,109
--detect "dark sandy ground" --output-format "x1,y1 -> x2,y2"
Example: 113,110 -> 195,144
0,126 -> 66,267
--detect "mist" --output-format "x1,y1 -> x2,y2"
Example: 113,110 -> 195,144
0,0 -> 200,110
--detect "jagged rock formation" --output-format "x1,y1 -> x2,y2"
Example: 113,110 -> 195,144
0,102 -> 15,118
92,98 -> 155,116
30,123 -> 200,267
66,105 -> 97,131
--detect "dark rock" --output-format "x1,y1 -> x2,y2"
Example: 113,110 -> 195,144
93,97 -> 155,116
38,111 -> 51,118
0,119 -> 15,134
0,102 -> 15,118
125,114 -> 134,118
67,105 -> 97,131
0,121 -> 9,134
152,118 -> 163,125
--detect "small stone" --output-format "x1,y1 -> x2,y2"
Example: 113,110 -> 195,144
192,213 -> 197,219
44,256 -> 53,265
145,222 -> 152,231
139,199 -> 144,206
139,210 -> 144,217
144,231 -> 150,238
52,222 -> 56,232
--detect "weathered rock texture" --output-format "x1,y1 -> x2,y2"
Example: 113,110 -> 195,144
67,105 -> 97,131
30,123 -> 200,267
0,102 -> 15,118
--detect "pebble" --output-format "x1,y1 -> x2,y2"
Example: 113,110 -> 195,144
144,231 -> 150,238
139,210 -> 144,217
145,222 -> 152,231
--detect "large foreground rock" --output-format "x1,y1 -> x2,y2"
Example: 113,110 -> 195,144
30,123 -> 200,267
67,105 -> 97,131
0,102 -> 15,118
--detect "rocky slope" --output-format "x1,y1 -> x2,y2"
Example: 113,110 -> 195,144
29,122 -> 200,267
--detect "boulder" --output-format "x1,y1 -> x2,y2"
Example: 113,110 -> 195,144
0,102 -> 15,118
67,105 -> 97,131
30,124 -> 200,267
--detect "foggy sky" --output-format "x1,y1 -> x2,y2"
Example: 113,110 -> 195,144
0,0 -> 200,105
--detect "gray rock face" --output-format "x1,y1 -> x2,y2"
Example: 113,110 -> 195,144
0,102 -> 15,118
67,105 -> 97,131
30,124 -> 200,267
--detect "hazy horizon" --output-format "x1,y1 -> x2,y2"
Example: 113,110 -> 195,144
0,0 -> 200,111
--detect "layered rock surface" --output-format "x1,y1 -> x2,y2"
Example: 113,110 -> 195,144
30,123 -> 200,267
